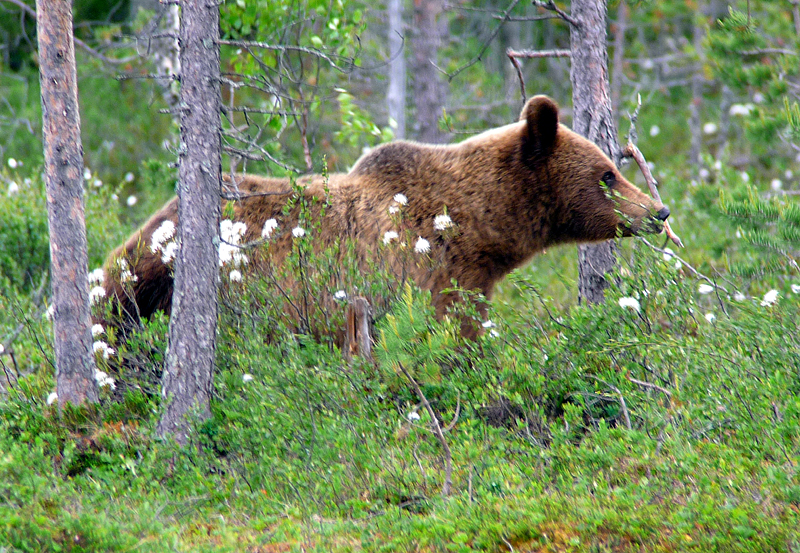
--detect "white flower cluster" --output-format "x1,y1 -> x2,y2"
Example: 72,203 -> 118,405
88,268 -> 105,285
383,230 -> 399,245
618,297 -> 641,312
89,286 -> 106,306
151,220 -> 179,264
333,290 -> 347,300
482,320 -> 500,338
433,213 -> 453,231
414,237 -> 430,254
760,289 -> 779,307
92,324 -> 104,337
116,258 -> 138,284
261,218 -> 278,239
219,219 -> 249,266
729,103 -> 755,117
698,283 -> 714,295
292,226 -> 306,238
95,369 -> 116,389
93,340 -> 115,359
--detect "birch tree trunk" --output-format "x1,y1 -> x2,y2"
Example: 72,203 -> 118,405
412,0 -> 446,144
387,0 -> 406,139
36,0 -> 99,407
157,0 -> 221,445
569,0 -> 621,305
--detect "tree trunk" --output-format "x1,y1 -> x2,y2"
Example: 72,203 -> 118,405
688,5 -> 704,172
387,0 -> 406,139
157,0 -> 221,445
36,0 -> 98,407
569,0 -> 620,305
610,0 -> 628,119
412,0 -> 446,144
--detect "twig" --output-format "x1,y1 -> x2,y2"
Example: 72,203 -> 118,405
622,142 -> 683,247
397,362 -> 453,497
532,0 -> 579,27
506,48 -> 571,106
626,375 -> 672,398
587,375 -> 631,430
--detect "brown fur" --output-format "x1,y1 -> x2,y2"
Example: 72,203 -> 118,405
102,96 -> 668,331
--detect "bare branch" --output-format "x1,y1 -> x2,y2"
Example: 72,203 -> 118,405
532,0 -> 579,27
507,48 -> 571,59
626,375 -> 672,398
442,0 -> 522,82
622,142 -> 683,247
397,362 -> 453,497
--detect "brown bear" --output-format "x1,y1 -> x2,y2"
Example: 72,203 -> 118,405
101,95 -> 669,335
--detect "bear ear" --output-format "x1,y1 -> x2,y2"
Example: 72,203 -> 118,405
521,95 -> 559,155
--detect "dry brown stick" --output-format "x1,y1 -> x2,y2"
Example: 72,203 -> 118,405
622,142 -> 684,247
397,362 -> 453,497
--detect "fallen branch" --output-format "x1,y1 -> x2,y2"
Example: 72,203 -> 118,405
622,142 -> 683,247
397,362 -> 453,497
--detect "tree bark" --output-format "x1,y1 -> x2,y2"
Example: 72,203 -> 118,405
569,0 -> 620,305
387,0 -> 406,139
157,0 -> 221,445
610,0 -> 628,119
412,0 -> 447,144
36,0 -> 99,407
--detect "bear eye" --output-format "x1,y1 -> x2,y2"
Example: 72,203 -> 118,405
601,171 -> 616,186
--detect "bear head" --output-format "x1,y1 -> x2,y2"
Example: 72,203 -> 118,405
520,95 -> 670,245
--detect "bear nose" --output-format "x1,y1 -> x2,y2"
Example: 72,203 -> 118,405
656,206 -> 670,221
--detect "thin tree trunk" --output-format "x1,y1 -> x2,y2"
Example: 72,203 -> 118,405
688,6 -> 704,172
569,0 -> 620,305
412,0 -> 446,144
387,0 -> 406,139
36,0 -> 98,407
157,0 -> 221,445
610,0 -> 628,118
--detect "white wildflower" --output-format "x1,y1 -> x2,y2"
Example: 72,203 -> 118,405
261,218 -> 278,239
88,268 -> 105,285
7,158 -> 17,169
383,230 -> 399,244
333,290 -> 347,300
618,297 -> 641,312
89,286 -> 106,305
162,241 -> 179,263
46,304 -> 55,321
481,320 -> 496,329
92,341 -> 115,360
433,214 -> 453,231
229,269 -> 242,282
150,220 -> 176,253
703,122 -> 718,135
760,289 -> 779,307
649,125 -> 660,137
292,226 -> 306,238
242,373 -> 254,383
83,167 -> 92,180
93,179 -> 102,188
771,179 -> 782,191
414,237 -> 430,254
785,170 -> 793,180
407,411 -> 421,421
91,324 -> 105,337
124,172 -> 135,183
705,313 -> 716,323
8,182 -> 19,195
729,103 -> 754,117
753,92 -> 765,104
393,193 -> 408,205
733,292 -> 746,301
47,392 -> 58,405
662,248 -> 675,261
220,219 -> 247,243
699,168 -> 710,179
94,369 -> 116,389
713,160 -> 722,171
792,284 -> 800,294
740,172 -> 750,182
388,205 -> 400,215
698,283 -> 714,295
117,257 -> 137,283
0,343 -> 4,354
126,195 -> 137,207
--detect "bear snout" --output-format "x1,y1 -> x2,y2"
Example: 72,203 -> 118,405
656,206 -> 670,221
